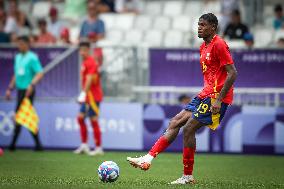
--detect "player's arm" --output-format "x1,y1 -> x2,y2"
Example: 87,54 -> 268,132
77,60 -> 97,103
84,74 -> 94,93
5,75 -> 15,100
211,64 -> 237,114
25,72 -> 44,97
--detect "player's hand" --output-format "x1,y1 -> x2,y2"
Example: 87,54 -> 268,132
5,89 -> 12,100
210,100 -> 221,114
77,91 -> 86,104
25,85 -> 33,97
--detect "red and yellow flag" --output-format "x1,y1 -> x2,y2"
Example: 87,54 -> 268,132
15,98 -> 39,134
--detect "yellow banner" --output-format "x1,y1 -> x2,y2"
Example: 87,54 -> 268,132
15,98 -> 39,134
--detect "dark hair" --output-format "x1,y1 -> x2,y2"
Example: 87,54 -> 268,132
38,18 -> 47,25
199,13 -> 218,30
274,4 -> 283,12
79,41 -> 90,48
232,9 -> 240,16
17,35 -> 30,44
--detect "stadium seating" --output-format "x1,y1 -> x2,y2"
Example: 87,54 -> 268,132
254,28 -> 274,47
163,1 -> 184,17
32,1 -> 52,19
10,0 -> 284,48
144,1 -> 163,16
106,30 -> 124,44
133,15 -> 153,31
144,30 -> 163,46
124,30 -> 144,45
164,30 -> 184,47
153,16 -> 171,31
100,13 -> 116,30
172,16 -> 192,32
112,14 -> 135,31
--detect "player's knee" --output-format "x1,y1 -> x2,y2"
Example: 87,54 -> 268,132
77,114 -> 85,121
90,116 -> 98,122
169,118 -> 179,129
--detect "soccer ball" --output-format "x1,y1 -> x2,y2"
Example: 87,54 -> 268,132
98,161 -> 120,182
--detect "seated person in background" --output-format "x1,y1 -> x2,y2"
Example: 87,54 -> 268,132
277,38 -> 284,48
95,0 -> 115,13
79,1 -> 105,43
223,9 -> 249,40
58,27 -> 71,45
0,7 -> 10,43
243,33 -> 254,49
115,0 -> 141,14
4,0 -> 32,34
47,6 -> 64,39
273,4 -> 284,30
35,19 -> 56,44
219,0 -> 239,33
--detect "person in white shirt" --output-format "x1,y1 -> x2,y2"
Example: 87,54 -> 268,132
47,6 -> 64,39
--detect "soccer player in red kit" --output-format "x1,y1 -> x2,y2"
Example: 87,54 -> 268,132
127,13 -> 238,184
74,41 -> 104,156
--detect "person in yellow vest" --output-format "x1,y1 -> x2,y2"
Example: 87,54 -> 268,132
5,36 -> 44,151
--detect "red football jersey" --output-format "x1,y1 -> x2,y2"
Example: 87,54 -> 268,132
81,56 -> 103,102
198,35 -> 234,104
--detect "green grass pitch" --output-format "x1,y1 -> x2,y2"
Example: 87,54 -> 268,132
0,150 -> 284,189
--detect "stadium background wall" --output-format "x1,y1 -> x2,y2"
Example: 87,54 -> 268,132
0,102 -> 283,155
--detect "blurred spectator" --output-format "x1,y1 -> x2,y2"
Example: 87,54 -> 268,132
178,94 -> 191,107
95,0 -> 115,13
0,0 -> 5,9
115,0 -> 141,13
223,9 -> 249,40
220,0 -> 239,33
277,38 -> 284,48
243,33 -> 254,49
63,0 -> 87,21
273,4 -> 284,30
4,0 -> 32,34
0,8 -> 10,43
47,6 -> 64,39
79,1 -> 105,43
35,19 -> 56,44
58,27 -> 71,45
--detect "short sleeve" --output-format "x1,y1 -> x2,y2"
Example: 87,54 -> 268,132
97,20 -> 105,34
31,54 -> 43,73
215,41 -> 234,67
86,58 -> 97,75
79,21 -> 87,37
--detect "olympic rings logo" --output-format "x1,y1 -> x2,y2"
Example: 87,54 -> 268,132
0,111 -> 14,136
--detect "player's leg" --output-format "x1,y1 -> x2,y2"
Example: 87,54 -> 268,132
28,90 -> 43,151
74,104 -> 90,154
9,90 -> 25,151
127,110 -> 192,170
89,115 -> 104,156
148,110 -> 192,157
171,97 -> 226,184
9,124 -> 21,151
170,118 -> 204,184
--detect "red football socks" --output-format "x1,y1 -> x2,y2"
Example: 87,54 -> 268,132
77,117 -> 87,143
148,136 -> 170,157
91,120 -> 102,147
183,147 -> 196,175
